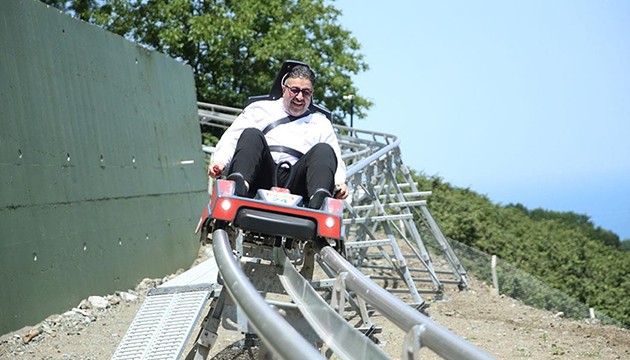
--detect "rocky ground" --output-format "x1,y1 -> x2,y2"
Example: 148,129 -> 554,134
1,245 -> 629,360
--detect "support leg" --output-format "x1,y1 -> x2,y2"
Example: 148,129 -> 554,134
186,290 -> 227,360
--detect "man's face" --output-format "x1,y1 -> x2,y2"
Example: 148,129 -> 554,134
282,77 -> 313,116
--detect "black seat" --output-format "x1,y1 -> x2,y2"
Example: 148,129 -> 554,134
245,60 -> 332,121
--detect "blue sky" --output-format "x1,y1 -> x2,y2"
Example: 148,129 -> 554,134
335,1 -> 630,240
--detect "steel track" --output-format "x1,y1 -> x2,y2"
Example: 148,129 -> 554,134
198,101 -> 494,359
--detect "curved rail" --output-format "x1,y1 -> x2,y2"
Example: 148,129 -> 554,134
274,247 -> 389,360
212,229 -> 325,360
319,246 -> 494,360
198,101 -> 488,358
345,136 -> 400,179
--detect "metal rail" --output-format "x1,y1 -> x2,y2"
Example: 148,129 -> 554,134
196,101 -> 490,359
319,246 -> 494,360
275,246 -> 390,360
211,229 -> 325,360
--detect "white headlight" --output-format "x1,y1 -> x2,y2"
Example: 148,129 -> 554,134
220,199 -> 232,211
325,217 -> 335,228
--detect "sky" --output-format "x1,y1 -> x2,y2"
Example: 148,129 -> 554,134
335,1 -> 630,240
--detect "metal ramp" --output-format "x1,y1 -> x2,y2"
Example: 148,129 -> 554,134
111,255 -> 219,360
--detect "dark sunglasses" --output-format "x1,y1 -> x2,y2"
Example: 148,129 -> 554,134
284,85 -> 313,97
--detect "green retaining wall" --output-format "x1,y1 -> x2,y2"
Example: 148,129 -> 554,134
0,0 -> 208,334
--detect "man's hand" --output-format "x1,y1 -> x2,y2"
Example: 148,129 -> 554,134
334,183 -> 349,200
208,161 -> 225,178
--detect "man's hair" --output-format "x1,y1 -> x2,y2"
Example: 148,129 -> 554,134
284,65 -> 316,86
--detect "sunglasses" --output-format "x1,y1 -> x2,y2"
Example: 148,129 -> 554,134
284,85 -> 313,98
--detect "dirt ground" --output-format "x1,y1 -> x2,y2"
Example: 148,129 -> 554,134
1,244 -> 629,360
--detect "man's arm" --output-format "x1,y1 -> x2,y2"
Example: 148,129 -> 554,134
208,106 -> 261,177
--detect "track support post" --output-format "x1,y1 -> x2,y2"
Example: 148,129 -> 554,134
402,324 -> 425,359
331,272 -> 348,316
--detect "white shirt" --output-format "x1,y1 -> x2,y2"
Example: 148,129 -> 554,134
213,98 -> 347,185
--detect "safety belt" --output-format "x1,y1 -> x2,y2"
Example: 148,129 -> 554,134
262,110 -> 311,159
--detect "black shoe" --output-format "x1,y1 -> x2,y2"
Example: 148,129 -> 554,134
308,188 -> 332,209
227,172 -> 248,197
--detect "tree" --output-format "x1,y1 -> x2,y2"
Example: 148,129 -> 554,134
42,0 -> 372,125
412,172 -> 630,326
41,0 -> 98,22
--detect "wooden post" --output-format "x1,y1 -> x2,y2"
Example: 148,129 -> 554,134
491,255 -> 499,295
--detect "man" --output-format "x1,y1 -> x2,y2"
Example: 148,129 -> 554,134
208,64 -> 349,209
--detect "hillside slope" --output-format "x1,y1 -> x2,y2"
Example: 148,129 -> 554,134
1,246 -> 628,359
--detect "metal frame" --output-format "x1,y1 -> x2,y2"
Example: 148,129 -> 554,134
198,101 -> 467,296
319,246 -> 493,360
210,229 -> 325,360
113,102 -> 491,359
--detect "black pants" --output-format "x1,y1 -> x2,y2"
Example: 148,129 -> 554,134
227,128 -> 337,200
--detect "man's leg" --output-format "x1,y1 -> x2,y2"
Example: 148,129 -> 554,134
227,128 -> 276,197
289,143 -> 337,208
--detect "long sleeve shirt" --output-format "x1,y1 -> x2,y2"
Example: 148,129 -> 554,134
213,98 -> 347,185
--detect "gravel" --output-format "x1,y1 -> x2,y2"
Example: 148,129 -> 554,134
2,245 -> 629,359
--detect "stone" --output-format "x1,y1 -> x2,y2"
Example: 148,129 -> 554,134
88,296 -> 109,309
119,291 -> 138,302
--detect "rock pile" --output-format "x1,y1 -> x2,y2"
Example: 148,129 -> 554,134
0,277 -> 172,358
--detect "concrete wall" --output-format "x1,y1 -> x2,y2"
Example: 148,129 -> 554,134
0,0 -> 207,333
